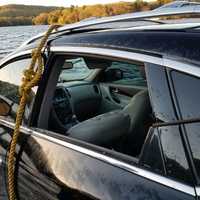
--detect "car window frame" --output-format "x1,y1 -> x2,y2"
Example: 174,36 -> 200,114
33,48 -> 198,197
0,47 -> 198,198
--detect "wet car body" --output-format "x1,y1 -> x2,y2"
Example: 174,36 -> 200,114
1,2 -> 200,200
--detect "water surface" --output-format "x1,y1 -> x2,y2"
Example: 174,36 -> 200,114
0,25 -> 48,57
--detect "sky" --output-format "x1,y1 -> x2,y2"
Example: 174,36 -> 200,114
0,0 -> 150,7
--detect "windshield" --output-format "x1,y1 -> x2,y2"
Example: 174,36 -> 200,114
59,57 -> 94,82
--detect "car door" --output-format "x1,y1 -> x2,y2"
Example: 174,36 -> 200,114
0,49 -> 197,200
0,119 -> 196,200
1,52 -> 196,200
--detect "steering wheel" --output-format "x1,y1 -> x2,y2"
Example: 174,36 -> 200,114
53,88 -> 74,124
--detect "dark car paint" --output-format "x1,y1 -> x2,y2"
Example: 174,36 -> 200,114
145,63 -> 177,122
51,31 -> 200,65
0,29 -> 200,200
0,124 -> 196,200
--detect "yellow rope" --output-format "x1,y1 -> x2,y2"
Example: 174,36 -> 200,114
7,24 -> 60,200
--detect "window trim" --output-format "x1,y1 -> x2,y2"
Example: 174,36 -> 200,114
2,47 -> 200,79
0,53 -> 32,69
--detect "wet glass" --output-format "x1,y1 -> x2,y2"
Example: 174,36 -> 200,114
171,71 -> 200,180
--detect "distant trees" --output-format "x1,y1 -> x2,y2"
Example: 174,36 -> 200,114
0,0 -> 177,26
32,13 -> 48,25
0,16 -> 32,26
32,0 -> 173,25
0,4 -> 59,26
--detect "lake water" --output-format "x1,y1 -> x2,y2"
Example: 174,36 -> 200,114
0,25 -> 48,57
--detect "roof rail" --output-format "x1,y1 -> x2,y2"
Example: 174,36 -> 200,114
22,1 -> 200,46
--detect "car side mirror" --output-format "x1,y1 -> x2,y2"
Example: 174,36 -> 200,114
0,97 -> 11,116
104,68 -> 123,82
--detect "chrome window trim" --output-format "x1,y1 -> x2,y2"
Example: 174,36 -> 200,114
195,187 -> 200,196
51,46 -> 163,66
1,47 -> 200,80
0,118 -> 196,196
0,50 -> 32,67
51,46 -> 200,78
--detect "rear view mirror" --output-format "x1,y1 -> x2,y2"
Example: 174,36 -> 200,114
0,97 -> 11,116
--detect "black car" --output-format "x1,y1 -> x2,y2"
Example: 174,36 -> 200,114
1,1 -> 200,200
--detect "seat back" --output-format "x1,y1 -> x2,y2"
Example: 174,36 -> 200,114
68,110 -> 130,146
122,89 -> 151,155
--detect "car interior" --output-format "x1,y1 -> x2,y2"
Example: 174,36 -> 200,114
48,56 -> 154,157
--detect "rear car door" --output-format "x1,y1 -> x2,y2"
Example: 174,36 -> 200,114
0,120 -> 196,200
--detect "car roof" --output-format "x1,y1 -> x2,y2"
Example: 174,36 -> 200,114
50,29 -> 200,65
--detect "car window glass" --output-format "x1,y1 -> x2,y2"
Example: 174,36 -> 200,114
103,61 -> 147,87
171,71 -> 200,180
0,58 -> 38,122
145,64 -> 176,122
159,125 -> 193,184
58,57 -> 94,82
139,128 -> 165,175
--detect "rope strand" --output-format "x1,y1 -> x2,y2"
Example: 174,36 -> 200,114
7,24 -> 60,200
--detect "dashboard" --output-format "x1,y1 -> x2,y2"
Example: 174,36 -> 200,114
53,81 -> 102,124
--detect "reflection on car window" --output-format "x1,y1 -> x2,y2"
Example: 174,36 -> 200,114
171,71 -> 200,180
59,58 -> 94,82
0,58 -> 38,122
145,64 -> 176,122
159,125 -> 193,184
140,128 -> 165,175
104,61 -> 147,86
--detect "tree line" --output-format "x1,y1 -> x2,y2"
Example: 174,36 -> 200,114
0,4 -> 58,26
32,0 -> 172,25
0,0 -> 176,26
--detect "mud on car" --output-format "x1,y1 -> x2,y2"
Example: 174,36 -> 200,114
1,1 -> 200,200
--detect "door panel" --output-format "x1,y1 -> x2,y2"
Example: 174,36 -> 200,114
0,122 -> 196,200
99,83 -> 146,113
